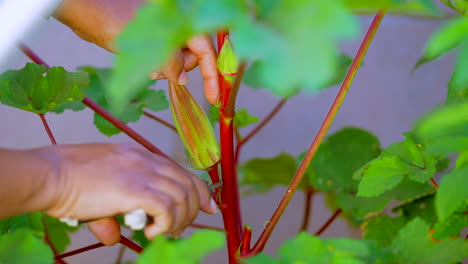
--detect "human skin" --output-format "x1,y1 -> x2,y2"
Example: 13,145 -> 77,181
53,0 -> 220,104
0,144 -> 217,245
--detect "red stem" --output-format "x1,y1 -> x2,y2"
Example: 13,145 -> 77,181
190,223 -> 225,232
240,225 -> 252,256
299,189 -> 315,232
119,235 -> 143,254
143,110 -> 177,132
217,31 -> 243,264
19,43 -> 50,68
54,243 -> 105,261
235,99 -> 287,164
39,114 -> 57,144
82,97 -> 172,161
248,10 -> 386,256
430,178 -> 439,189
314,209 -> 342,236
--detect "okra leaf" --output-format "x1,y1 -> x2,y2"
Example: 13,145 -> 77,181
435,166 -> 468,221
42,215 -> 79,254
432,203 -> 468,240
0,230 -> 53,264
392,195 -> 437,226
244,254 -> 282,264
345,0 -> 438,14
414,18 -> 468,70
391,218 -> 468,264
79,66 -> 167,136
447,43 -> 468,104
0,63 -> 88,114
307,127 -> 381,192
363,215 -> 406,247
240,153 -> 308,193
136,230 -> 224,264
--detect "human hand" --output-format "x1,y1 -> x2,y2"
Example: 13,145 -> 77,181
40,143 -> 217,245
53,0 -> 219,104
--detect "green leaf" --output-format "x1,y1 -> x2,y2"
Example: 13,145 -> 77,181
240,153 -> 306,193
233,1 -> 358,97
4,213 -> 45,238
393,194 -> 437,225
391,218 -> 468,264
132,230 -> 151,248
415,102 -> 468,140
136,230 -> 224,264
208,106 -> 259,128
309,127 -> 381,192
107,0 -> 246,111
414,18 -> 468,69
42,215 -> 79,254
0,63 -> 88,114
447,44 -> 468,104
384,134 -> 425,167
234,108 -> 259,128
426,137 -> 468,153
79,66 -> 167,136
435,167 -> 468,221
456,151 -> 468,168
279,233 -> 328,263
357,156 -> 406,197
362,215 -> 406,247
441,0 -> 468,17
243,254 -> 282,264
433,206 -> 468,240
0,230 -> 54,264
345,0 -> 439,14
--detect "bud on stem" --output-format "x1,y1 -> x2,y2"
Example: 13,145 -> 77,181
169,82 -> 220,169
217,36 -> 239,84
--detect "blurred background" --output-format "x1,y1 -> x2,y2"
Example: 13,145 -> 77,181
0,10 -> 454,264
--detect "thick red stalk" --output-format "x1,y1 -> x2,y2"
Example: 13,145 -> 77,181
240,225 -> 252,256
235,99 -> 287,164
314,209 -> 342,236
299,188 -> 315,232
217,31 -> 243,264
248,10 -> 386,255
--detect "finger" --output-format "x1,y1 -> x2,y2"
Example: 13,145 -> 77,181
191,175 -> 218,214
128,185 -> 175,239
182,49 -> 198,71
87,217 -> 121,246
186,35 -> 219,104
163,49 -> 188,85
148,176 -> 192,232
149,72 -> 165,80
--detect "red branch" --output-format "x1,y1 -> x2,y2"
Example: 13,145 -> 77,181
82,97 -> 172,161
235,99 -> 287,164
247,10 -> 386,256
240,225 -> 252,256
300,189 -> 315,232
119,235 -> 143,254
314,209 -> 342,236
19,43 -> 50,68
430,178 -> 439,189
143,110 -> 177,132
39,114 -> 57,144
54,242 -> 105,261
190,222 -> 225,232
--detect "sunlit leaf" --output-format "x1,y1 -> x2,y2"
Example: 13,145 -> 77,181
435,166 -> 468,221
0,230 -> 53,264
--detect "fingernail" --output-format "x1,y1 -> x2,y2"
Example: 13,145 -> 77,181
150,72 -> 164,80
210,198 -> 218,214
178,71 -> 188,85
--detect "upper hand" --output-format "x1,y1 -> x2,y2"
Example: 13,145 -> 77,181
54,0 -> 219,104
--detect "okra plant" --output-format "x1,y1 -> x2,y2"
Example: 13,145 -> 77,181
0,0 -> 467,263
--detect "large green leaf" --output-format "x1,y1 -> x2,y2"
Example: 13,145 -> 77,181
415,102 -> 468,140
308,127 -> 381,192
345,0 -> 438,13
362,215 -> 406,247
232,1 -> 357,97
447,44 -> 468,104
42,215 -> 79,254
136,230 -> 224,264
0,230 -> 54,264
0,213 -> 44,238
107,0 -> 246,111
432,201 -> 468,240
391,218 -> 468,264
240,153 -> 307,193
246,232 -> 390,264
79,66 -> 168,136
435,167 -> 468,221
414,18 -> 468,69
0,63 -> 88,114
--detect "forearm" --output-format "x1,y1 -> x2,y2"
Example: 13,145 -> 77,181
53,0 -> 144,52
0,147 -> 57,219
